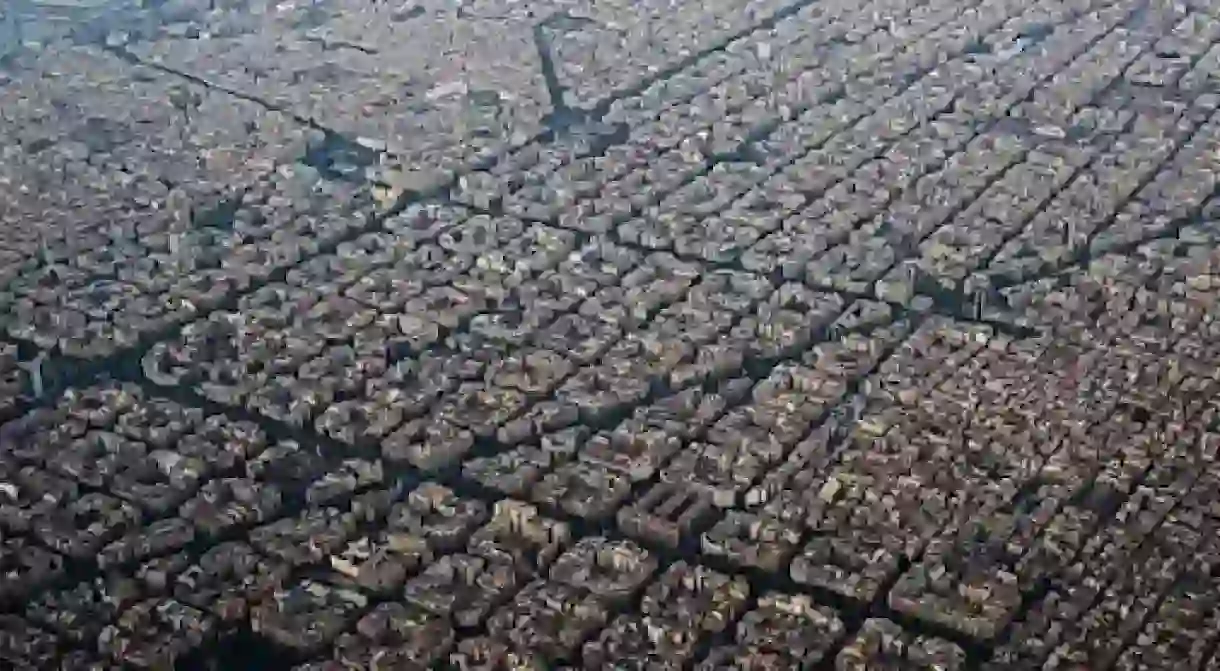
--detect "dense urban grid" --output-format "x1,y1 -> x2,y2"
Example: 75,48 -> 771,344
2,0 -> 1220,668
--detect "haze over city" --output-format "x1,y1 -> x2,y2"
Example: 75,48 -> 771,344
1,0 -> 1219,668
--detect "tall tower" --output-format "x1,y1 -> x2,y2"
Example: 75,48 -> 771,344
0,1 -> 22,60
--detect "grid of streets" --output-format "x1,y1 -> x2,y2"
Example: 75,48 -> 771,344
2,0 -> 1220,668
